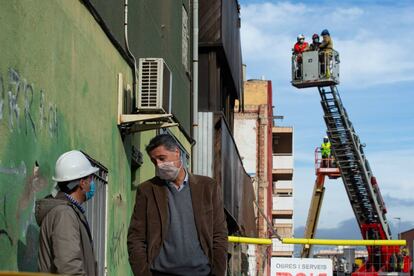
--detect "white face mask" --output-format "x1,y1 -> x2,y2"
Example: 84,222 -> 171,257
156,160 -> 182,181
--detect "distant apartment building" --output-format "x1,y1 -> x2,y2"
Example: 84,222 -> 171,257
272,125 -> 295,257
235,79 -> 295,275
234,79 -> 274,275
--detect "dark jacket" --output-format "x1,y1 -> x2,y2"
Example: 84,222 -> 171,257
35,192 -> 96,276
309,42 -> 321,51
127,174 -> 228,276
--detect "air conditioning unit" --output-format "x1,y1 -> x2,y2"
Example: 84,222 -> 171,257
137,58 -> 172,113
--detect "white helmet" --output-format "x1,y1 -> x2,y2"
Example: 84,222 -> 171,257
52,150 -> 99,182
297,34 -> 305,41
324,135 -> 329,139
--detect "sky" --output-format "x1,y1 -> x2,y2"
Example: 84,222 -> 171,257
238,0 -> 414,240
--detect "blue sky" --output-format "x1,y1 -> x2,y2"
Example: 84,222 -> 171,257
238,0 -> 414,239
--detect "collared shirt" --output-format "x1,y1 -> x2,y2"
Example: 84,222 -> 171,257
167,169 -> 188,192
64,193 -> 85,213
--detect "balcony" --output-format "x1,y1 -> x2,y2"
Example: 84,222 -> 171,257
273,196 -> 293,211
272,154 -> 293,170
272,126 -> 293,134
273,180 -> 292,189
272,128 -> 293,159
273,180 -> 293,196
272,154 -> 293,180
273,218 -> 293,225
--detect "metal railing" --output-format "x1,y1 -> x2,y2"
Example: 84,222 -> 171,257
291,53 -> 303,81
291,49 -> 339,82
314,146 -> 337,170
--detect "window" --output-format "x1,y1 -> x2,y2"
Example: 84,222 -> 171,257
82,152 -> 108,276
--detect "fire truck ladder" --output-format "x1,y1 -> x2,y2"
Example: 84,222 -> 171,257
318,85 -> 395,271
291,49 -> 410,272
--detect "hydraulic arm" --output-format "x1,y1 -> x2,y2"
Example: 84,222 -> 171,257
302,148 -> 340,258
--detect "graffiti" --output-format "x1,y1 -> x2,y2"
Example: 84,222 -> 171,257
0,68 -> 58,138
48,103 -> 58,138
110,223 -> 126,267
39,90 -> 46,128
0,195 -> 13,246
0,75 -> 4,121
40,90 -> 58,137
0,161 -> 27,176
23,81 -> 36,137
8,68 -> 21,131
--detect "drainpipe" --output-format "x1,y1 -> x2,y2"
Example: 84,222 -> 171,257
192,0 -> 199,172
124,0 -> 138,108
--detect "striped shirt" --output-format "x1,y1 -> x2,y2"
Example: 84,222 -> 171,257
64,193 -> 85,213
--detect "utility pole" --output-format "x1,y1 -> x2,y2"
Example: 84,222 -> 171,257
393,217 -> 401,239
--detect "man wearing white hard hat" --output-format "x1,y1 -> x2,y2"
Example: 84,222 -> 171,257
35,150 -> 99,276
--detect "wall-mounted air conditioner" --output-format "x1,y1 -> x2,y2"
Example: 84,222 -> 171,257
137,58 -> 172,113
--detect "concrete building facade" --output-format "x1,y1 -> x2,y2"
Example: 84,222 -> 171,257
271,126 -> 295,257
234,79 -> 274,275
235,79 -> 295,275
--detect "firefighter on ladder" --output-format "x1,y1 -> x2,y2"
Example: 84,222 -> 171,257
319,29 -> 333,78
321,136 -> 331,167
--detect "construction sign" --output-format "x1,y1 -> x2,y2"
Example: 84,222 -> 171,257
271,257 -> 333,276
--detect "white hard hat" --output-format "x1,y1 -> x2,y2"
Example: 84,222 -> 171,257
324,136 -> 329,139
297,34 -> 305,41
52,150 -> 99,182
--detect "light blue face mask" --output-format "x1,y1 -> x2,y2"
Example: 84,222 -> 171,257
86,180 -> 95,200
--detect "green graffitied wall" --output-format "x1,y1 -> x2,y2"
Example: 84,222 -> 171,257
0,1 -> 193,275
0,1 -> 137,275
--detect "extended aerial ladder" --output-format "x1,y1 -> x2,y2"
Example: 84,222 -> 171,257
292,49 -> 411,274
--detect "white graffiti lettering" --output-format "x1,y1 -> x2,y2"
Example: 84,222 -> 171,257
23,81 -> 36,137
0,161 -> 27,176
8,68 -> 21,131
0,68 -> 58,139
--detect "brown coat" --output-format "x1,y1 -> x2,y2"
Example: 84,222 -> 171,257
319,35 -> 333,53
127,174 -> 228,276
35,192 -> 97,276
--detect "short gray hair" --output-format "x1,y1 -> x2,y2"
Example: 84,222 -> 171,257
146,134 -> 179,154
